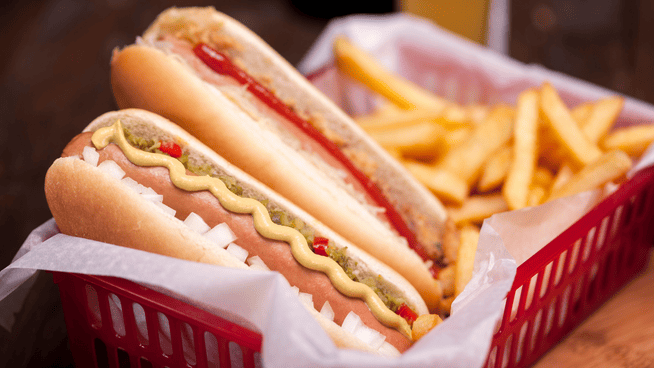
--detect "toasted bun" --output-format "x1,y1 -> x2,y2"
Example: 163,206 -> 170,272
46,156 -> 251,269
46,109 -> 429,354
111,7 -> 449,311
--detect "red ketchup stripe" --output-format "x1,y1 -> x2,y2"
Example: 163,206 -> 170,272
193,43 -> 438,275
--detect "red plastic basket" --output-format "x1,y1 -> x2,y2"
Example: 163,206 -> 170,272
51,164 -> 654,368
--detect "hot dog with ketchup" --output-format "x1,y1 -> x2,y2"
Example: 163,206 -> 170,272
45,109 -> 439,356
110,7 -> 456,312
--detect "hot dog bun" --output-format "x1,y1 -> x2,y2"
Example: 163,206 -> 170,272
45,109 -> 432,355
110,7 -> 453,312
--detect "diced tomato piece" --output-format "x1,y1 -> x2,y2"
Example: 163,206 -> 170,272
396,303 -> 418,324
312,237 -> 329,256
159,141 -> 182,158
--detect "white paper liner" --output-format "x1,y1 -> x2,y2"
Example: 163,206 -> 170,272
0,218 -> 514,368
3,12 -> 654,368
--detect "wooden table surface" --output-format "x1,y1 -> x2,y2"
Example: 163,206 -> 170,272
533,249 -> 654,368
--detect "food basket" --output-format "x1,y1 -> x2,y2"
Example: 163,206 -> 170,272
50,165 -> 654,368
49,14 -> 654,368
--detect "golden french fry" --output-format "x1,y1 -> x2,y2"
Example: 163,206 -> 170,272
367,121 -> 446,160
333,37 -> 448,111
447,194 -> 509,225
412,314 -> 443,341
405,162 -> 469,205
455,224 -> 480,297
436,104 -> 471,128
550,163 -> 574,193
503,89 -> 539,210
539,83 -> 603,166
466,104 -> 490,125
478,145 -> 512,192
581,96 -> 624,144
601,124 -> 654,157
532,166 -> 554,188
571,102 -> 594,124
537,124 -> 566,171
373,101 -> 404,116
548,150 -> 632,201
438,105 -> 514,184
443,126 -> 473,153
437,264 -> 456,297
439,296 -> 455,315
527,185 -> 547,207
356,108 -> 447,132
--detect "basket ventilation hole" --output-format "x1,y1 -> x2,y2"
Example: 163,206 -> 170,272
229,341 -> 244,368
516,322 -> 529,363
530,309 -> 543,352
486,346 -> 497,368
132,302 -> 148,345
182,322 -> 197,366
85,284 -> 101,328
109,293 -> 126,337
117,348 -> 130,368
204,332 -> 220,368
139,357 -> 153,368
157,313 -> 173,356
501,334 -> 512,368
94,338 -> 110,368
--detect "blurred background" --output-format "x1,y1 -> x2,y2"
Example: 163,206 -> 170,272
1,0 -> 652,366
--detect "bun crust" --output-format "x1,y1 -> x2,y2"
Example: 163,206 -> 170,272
111,8 -> 449,310
45,156 -> 248,269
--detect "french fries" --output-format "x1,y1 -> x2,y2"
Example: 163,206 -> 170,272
447,194 -> 509,226
438,105 -> 514,184
367,121 -> 446,160
539,83 -> 604,166
455,225 -> 480,297
601,124 -> 654,157
503,89 -> 539,210
332,37 -> 653,316
478,145 -> 512,193
412,314 -> 443,341
333,37 -> 448,112
548,150 -> 632,201
405,162 -> 469,205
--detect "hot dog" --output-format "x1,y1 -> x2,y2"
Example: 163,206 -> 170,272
44,109 -> 436,356
110,7 -> 456,312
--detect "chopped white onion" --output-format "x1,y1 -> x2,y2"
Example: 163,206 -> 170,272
183,212 -> 210,234
82,146 -> 99,167
121,177 -> 142,193
141,193 -> 164,203
140,186 -> 158,196
121,177 -> 150,195
319,301 -> 334,322
354,325 -> 386,351
204,223 -> 237,248
153,201 -> 176,217
140,187 -> 163,203
97,160 -> 125,180
226,243 -> 248,263
246,256 -> 270,271
341,311 -> 386,350
341,311 -> 362,334
298,292 -> 314,309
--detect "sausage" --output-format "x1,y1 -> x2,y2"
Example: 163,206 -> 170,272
62,132 -> 412,352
